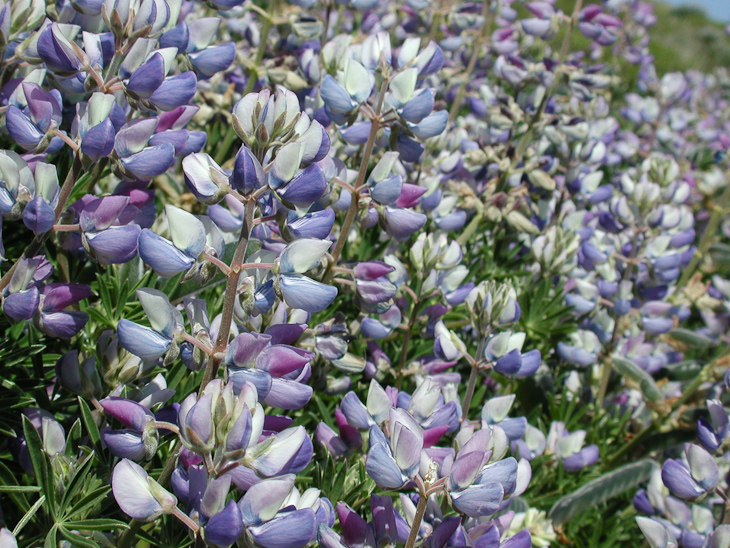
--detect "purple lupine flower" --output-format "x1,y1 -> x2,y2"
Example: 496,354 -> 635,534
189,43 -> 236,79
485,332 -> 541,377
114,118 -> 176,181
117,287 -> 185,361
205,500 -> 244,546
448,430 -> 518,517
238,475 -> 318,548
274,239 -> 337,313
37,23 -> 83,75
366,408 -> 423,489
6,82 -> 65,153
226,332 -> 315,410
55,350 -> 102,398
546,422 -> 599,472
697,400 -> 729,453
138,205 -> 224,280
101,397 -> 158,461
148,71 -> 198,111
661,444 -> 718,499
182,152 -> 230,205
112,459 -> 177,520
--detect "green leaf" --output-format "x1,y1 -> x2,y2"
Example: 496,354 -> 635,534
12,494 -> 45,537
0,485 -> 42,493
0,460 -> 31,513
65,418 -> 83,456
22,415 -> 56,516
61,453 -> 96,511
43,525 -> 58,548
66,485 -> 111,520
668,328 -> 716,350
62,519 -> 129,531
58,526 -> 101,548
549,459 -> 656,525
610,355 -> 664,404
78,397 -> 101,446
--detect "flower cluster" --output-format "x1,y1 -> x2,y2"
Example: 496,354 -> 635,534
2,0 -> 730,547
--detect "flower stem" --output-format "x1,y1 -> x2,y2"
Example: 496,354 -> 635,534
461,365 -> 479,422
512,0 -> 584,163
244,1 -> 275,95
395,290 -> 422,389
172,506 -> 200,533
323,77 -> 389,284
448,0 -> 493,122
606,349 -> 729,467
199,198 -> 256,392
404,492 -> 428,548
675,170 -> 730,293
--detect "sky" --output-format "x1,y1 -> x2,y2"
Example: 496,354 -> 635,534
661,0 -> 730,22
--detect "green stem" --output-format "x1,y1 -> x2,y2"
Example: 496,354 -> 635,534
404,492 -> 428,548
322,77 -> 389,284
448,0 -> 493,122
597,227 -> 643,408
214,125 -> 239,166
456,202 -> 484,247
199,198 -> 256,392
512,0 -> 584,163
606,350 -> 728,467
395,287 -> 422,389
461,365 -> 479,422
675,171 -> 730,292
244,4 -> 275,95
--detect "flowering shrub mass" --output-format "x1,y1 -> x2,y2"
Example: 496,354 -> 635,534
2,0 -> 730,546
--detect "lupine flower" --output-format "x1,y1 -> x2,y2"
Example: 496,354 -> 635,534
138,205 -> 224,281
484,332 -> 541,378
365,408 -> 423,490
448,431 -> 519,517
238,475 -> 321,548
112,459 -> 178,520
226,332 -> 315,410
6,83 -> 65,153
101,397 -> 159,461
661,444 -> 718,499
546,422 -> 599,472
117,287 -> 185,361
273,239 -> 337,313
697,400 -> 730,453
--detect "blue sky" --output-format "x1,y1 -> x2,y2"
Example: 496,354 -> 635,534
661,0 -> 730,22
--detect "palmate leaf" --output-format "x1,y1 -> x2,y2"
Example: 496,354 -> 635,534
61,452 -> 96,510
518,279 -> 576,350
549,459 -> 656,525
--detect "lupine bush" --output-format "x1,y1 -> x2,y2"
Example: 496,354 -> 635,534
1,0 -> 730,546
